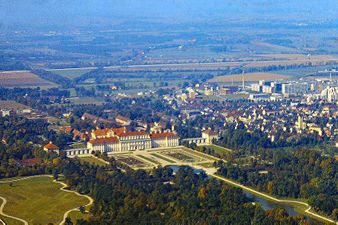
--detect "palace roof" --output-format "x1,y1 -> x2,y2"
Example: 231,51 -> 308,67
150,132 -> 177,139
88,137 -> 119,145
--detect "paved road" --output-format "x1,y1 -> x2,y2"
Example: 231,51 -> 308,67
0,194 -> 29,225
0,175 -> 94,225
57,180 -> 94,225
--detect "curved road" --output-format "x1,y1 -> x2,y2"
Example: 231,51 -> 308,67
0,194 -> 29,225
58,180 -> 94,225
0,175 -> 94,225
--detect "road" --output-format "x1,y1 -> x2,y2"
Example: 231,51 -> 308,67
0,175 -> 94,225
0,194 -> 29,225
58,180 -> 94,225
43,57 -> 338,73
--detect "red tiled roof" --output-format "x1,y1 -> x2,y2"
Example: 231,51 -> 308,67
88,137 -> 119,145
93,128 -> 110,136
119,131 -> 149,137
44,142 -> 59,150
19,158 -> 42,166
63,126 -> 73,134
150,132 -> 177,139
112,127 -> 126,136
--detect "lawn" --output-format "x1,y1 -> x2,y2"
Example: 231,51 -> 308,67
199,144 -> 232,153
78,156 -> 108,166
0,215 -> 22,225
0,176 -> 89,225
136,155 -> 160,165
150,153 -> 176,163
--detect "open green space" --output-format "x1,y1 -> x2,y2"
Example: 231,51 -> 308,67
0,215 -> 22,225
197,144 -> 233,158
150,153 -> 176,163
181,147 -> 218,161
67,97 -> 106,105
68,208 -> 91,223
48,68 -> 95,80
78,156 -> 108,166
196,162 -> 215,168
0,176 -> 89,225
136,155 -> 160,165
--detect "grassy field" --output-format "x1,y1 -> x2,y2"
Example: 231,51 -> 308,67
136,155 -> 160,165
68,208 -> 91,223
48,68 -> 95,80
0,71 -> 57,88
0,215 -> 22,225
78,156 -> 108,166
150,153 -> 176,163
0,176 -> 89,225
196,162 -> 215,168
66,97 -> 106,105
209,72 -> 291,83
197,144 -> 233,158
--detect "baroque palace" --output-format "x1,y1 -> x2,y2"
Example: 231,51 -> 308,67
88,127 -> 180,153
60,127 -> 218,157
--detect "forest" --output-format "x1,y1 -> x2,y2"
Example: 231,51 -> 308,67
216,148 -> 338,220
62,161 -> 312,225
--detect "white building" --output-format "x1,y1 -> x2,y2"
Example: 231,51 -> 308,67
282,82 -> 310,95
150,132 -> 180,148
87,129 -> 179,154
321,87 -> 338,102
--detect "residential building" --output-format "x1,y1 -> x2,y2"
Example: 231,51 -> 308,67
116,115 -> 132,126
43,142 -> 59,154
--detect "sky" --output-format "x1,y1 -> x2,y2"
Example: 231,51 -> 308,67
0,0 -> 337,28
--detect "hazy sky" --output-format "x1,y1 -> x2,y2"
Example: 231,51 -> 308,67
0,0 -> 337,28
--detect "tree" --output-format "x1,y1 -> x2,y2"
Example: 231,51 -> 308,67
198,186 -> 207,199
267,181 -> 273,195
79,206 -> 86,214
65,218 -> 73,225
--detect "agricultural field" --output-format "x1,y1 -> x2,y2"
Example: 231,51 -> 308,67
0,71 -> 57,88
0,176 -> 89,225
48,67 -> 95,80
0,100 -> 31,111
66,97 -> 106,105
208,72 -> 291,83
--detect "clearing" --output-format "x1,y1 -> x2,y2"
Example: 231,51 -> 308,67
0,176 -> 89,225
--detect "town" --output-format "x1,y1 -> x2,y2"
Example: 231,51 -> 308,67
0,1 -> 337,224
